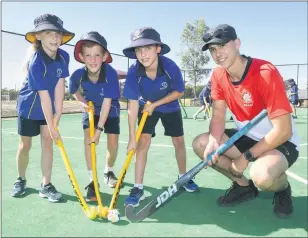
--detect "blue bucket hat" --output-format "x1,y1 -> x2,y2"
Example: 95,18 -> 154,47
74,31 -> 113,64
122,27 -> 170,59
25,14 -> 74,45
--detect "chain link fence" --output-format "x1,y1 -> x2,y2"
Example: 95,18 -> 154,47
1,30 -> 307,117
1,30 -> 130,117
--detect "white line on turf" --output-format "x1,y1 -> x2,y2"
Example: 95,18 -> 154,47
2,130 -> 308,185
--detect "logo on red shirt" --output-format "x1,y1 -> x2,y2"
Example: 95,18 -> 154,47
242,90 -> 253,107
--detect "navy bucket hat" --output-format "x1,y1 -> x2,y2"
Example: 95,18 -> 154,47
74,31 -> 113,64
201,24 -> 237,51
123,27 -> 170,59
25,14 -> 75,45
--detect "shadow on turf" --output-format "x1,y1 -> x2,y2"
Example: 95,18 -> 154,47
135,186 -> 308,236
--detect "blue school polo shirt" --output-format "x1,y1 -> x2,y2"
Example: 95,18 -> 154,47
199,86 -> 210,99
17,48 -> 70,120
69,64 -> 120,117
290,85 -> 299,101
123,56 -> 184,113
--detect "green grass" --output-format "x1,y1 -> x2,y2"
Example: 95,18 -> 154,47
1,108 -> 307,237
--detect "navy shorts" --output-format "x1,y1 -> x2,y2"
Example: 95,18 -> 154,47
289,100 -> 299,105
225,128 -> 298,168
18,116 -> 47,137
199,96 -> 212,106
82,113 -> 120,134
138,108 -> 184,138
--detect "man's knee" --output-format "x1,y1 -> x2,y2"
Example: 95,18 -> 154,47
192,132 -> 210,158
250,167 -> 273,191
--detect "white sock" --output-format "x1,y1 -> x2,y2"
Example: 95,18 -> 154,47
179,174 -> 184,178
134,184 -> 143,190
88,170 -> 93,182
104,166 -> 113,174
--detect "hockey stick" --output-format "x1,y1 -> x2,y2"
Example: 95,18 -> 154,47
88,101 -> 109,218
56,134 -> 97,220
108,101 -> 151,212
125,110 -> 268,222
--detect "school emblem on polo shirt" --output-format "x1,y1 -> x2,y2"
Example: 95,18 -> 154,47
56,68 -> 62,77
160,82 -> 168,90
242,90 -> 253,107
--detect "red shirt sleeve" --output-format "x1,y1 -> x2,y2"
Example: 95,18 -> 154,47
259,64 -> 292,119
211,68 -> 225,101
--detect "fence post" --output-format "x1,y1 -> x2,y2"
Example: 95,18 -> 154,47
184,71 -> 186,107
296,64 -> 299,86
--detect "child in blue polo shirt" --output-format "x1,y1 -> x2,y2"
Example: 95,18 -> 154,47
122,27 -> 199,207
69,32 -> 121,202
193,80 -> 212,120
285,78 -> 299,119
12,14 -> 74,202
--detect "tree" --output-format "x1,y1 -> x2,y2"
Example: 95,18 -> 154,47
180,19 -> 211,98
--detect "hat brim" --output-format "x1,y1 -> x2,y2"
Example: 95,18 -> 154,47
122,39 -> 170,59
25,24 -> 75,45
74,40 -> 113,64
201,38 -> 230,51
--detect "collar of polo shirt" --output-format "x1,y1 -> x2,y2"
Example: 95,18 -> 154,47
136,57 -> 165,78
82,64 -> 107,83
39,48 -> 62,65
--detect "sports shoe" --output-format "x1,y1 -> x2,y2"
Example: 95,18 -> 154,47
273,182 -> 293,218
39,183 -> 62,202
85,181 -> 97,202
217,180 -> 259,207
182,177 -> 199,192
124,187 -> 145,207
193,113 -> 198,120
11,177 -> 27,197
104,171 -> 118,188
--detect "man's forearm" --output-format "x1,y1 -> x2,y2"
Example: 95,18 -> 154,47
152,91 -> 183,108
209,101 -> 226,143
128,100 -> 139,140
249,126 -> 292,159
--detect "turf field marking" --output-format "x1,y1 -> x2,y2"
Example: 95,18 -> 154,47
2,130 -> 308,185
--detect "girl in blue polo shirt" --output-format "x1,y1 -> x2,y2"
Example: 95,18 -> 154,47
122,27 -> 199,207
12,14 -> 74,202
69,32 -> 121,202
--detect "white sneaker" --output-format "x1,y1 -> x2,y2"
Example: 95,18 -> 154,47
104,171 -> 118,188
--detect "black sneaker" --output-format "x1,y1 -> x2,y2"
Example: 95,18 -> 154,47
273,183 -> 293,218
85,181 -> 97,202
104,171 -> 118,188
39,183 -> 62,202
217,180 -> 259,207
11,177 -> 27,197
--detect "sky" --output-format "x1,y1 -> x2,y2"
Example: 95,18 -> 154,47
1,1 -> 308,90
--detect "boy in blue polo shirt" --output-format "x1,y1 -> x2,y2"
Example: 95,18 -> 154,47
193,80 -> 212,120
12,14 -> 74,202
122,27 -> 199,207
69,32 -> 121,201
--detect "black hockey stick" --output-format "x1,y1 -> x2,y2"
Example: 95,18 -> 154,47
125,110 -> 268,222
